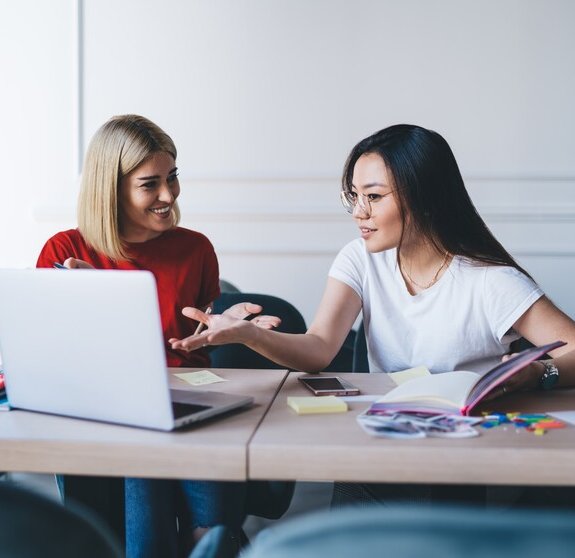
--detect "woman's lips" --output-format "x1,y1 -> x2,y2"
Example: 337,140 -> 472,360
149,206 -> 171,218
360,226 -> 376,238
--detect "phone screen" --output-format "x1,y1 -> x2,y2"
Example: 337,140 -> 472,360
298,375 -> 360,396
302,377 -> 348,391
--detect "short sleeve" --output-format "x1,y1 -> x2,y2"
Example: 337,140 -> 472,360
328,239 -> 365,298
483,266 -> 544,342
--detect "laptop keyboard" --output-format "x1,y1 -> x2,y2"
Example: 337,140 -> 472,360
171,401 -> 211,419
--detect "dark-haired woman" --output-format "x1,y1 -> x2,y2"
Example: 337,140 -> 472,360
172,124 -> 575,387
170,125 -> 575,506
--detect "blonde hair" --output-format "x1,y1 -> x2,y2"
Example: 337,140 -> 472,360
77,114 -> 181,261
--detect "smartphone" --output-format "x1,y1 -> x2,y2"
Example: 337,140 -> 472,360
298,375 -> 360,396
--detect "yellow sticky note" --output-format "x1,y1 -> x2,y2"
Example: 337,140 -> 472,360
174,370 -> 227,386
389,365 -> 431,385
287,396 -> 348,415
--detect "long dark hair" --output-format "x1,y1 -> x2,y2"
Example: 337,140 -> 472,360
342,124 -> 531,277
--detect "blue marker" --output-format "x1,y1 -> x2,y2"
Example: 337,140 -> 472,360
53,262 -> 67,269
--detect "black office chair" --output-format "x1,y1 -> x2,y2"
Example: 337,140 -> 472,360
0,482 -> 122,558
212,292 -> 307,520
211,292 -> 306,371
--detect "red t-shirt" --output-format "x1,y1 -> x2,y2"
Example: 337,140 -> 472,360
36,227 -> 220,368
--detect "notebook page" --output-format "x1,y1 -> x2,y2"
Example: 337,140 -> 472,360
377,371 -> 480,412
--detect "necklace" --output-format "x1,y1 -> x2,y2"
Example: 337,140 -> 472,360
401,252 -> 451,290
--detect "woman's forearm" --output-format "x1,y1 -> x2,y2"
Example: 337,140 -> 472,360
243,326 -> 336,371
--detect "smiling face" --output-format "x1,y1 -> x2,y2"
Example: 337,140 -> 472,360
118,151 -> 180,243
350,153 -> 407,253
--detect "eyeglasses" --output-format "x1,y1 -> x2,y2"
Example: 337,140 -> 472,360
340,190 -> 395,217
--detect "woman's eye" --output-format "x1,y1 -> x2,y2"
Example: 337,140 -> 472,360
348,191 -> 358,201
141,181 -> 157,189
367,193 -> 383,202
167,173 -> 179,184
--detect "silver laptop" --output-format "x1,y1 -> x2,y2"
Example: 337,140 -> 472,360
0,269 -> 253,430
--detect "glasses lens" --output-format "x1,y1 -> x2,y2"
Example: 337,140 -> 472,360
340,191 -> 354,214
340,191 -> 371,216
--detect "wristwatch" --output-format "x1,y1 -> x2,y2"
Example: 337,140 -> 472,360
538,361 -> 559,391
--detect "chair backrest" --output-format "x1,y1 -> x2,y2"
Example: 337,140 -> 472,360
0,482 -> 123,558
242,504 -> 575,558
211,292 -> 306,520
352,320 -> 369,373
211,292 -> 307,370
323,329 -> 355,372
219,279 -> 241,294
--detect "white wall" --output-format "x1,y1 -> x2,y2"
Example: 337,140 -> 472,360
2,0 -> 574,325
1,0 -> 79,264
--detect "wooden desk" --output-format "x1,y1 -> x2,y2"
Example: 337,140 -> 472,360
248,372 -> 575,486
0,368 -> 287,481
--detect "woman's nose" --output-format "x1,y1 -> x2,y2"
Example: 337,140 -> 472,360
352,197 -> 370,218
158,183 -> 175,203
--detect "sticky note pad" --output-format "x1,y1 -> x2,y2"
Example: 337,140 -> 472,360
389,365 -> 430,385
287,396 -> 348,415
174,370 -> 227,386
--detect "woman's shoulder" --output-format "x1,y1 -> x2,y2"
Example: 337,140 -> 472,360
331,239 -> 396,280
43,228 -> 86,248
337,238 -> 364,256
37,228 -> 89,267
453,258 -> 539,291
484,263 -> 540,292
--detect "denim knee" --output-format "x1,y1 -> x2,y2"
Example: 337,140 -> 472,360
179,480 -> 247,529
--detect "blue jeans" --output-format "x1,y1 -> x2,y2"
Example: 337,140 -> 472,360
125,478 -> 246,558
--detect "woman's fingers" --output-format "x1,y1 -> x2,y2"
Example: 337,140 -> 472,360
223,302 -> 264,320
251,315 -> 281,329
172,304 -> 278,352
63,257 -> 94,269
181,306 -> 209,322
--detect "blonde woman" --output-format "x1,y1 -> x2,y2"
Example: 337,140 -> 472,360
37,115 -> 273,557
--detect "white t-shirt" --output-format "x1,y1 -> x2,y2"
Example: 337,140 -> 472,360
329,239 -> 544,375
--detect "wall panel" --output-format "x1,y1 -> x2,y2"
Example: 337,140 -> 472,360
23,0 -> 575,325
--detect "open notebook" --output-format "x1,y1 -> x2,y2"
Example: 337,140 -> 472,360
370,341 -> 565,416
0,269 -> 253,430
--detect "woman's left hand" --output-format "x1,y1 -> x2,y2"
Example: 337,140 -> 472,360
221,302 -> 282,329
485,354 -> 543,401
168,302 -> 281,352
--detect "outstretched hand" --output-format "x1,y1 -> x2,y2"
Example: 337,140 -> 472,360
169,302 -> 281,352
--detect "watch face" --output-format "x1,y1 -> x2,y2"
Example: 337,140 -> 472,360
540,366 -> 559,391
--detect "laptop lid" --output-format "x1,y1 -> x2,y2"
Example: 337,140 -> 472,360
0,269 -> 252,430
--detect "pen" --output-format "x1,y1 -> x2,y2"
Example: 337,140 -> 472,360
194,307 -> 212,335
53,262 -> 67,269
